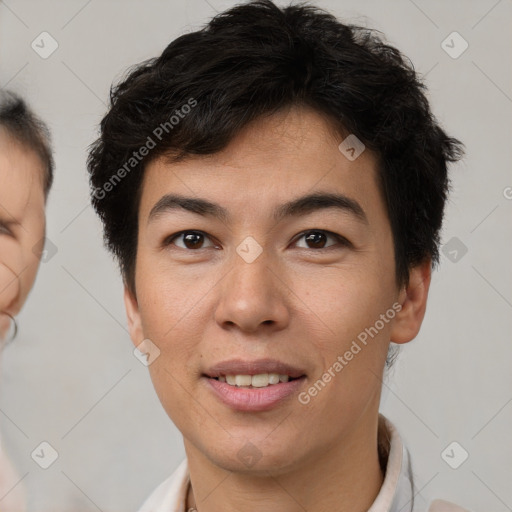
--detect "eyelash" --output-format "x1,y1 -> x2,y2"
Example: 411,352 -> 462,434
0,222 -> 14,237
162,229 -> 352,252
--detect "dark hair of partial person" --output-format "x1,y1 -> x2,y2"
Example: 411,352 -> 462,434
87,0 -> 464,297
0,89 -> 54,198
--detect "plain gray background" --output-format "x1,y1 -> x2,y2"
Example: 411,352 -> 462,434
1,0 -> 511,510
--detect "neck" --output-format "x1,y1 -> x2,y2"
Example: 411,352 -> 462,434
184,411 -> 385,512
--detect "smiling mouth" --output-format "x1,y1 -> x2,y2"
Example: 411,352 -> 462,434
203,362 -> 307,411
207,373 -> 303,388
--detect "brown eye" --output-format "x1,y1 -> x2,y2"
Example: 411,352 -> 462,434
294,230 -> 350,250
304,231 -> 328,249
165,230 -> 216,250
182,232 -> 205,249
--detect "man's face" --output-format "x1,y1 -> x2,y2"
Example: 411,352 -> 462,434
0,129 -> 46,340
126,106 -> 422,474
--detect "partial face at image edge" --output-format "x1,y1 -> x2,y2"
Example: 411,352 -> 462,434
0,129 -> 46,342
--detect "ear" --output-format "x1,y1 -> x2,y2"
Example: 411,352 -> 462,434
390,260 -> 432,344
124,285 -> 144,348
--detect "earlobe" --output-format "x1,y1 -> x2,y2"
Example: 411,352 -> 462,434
390,260 -> 432,345
123,285 -> 144,347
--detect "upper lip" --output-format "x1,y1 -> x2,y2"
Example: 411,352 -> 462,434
204,358 -> 306,379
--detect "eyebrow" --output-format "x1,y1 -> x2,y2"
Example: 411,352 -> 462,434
148,192 -> 368,225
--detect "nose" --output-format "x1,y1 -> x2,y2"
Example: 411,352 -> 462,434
214,249 -> 291,334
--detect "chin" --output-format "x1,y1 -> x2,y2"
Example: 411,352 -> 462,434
199,433 -> 305,476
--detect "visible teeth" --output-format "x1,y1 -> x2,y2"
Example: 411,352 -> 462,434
219,373 -> 289,387
268,373 -> 280,385
235,375 -> 252,387
251,374 -> 269,387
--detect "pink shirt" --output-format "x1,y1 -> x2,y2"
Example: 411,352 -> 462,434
138,415 -> 470,512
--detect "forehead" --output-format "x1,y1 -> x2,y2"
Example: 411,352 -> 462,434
0,128 -> 45,178
139,106 -> 383,221
0,129 -> 45,215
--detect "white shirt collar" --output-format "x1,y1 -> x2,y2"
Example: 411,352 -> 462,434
138,414 -> 416,512
369,414 -> 415,512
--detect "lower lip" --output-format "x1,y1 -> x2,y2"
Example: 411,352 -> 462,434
204,376 -> 306,412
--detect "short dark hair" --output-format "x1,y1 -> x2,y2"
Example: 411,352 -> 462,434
87,0 -> 463,295
0,90 -> 54,198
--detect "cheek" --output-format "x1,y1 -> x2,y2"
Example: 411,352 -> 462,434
0,262 -> 20,310
295,262 -> 395,343
138,281 -> 195,425
140,283 -> 206,433
17,233 -> 45,304
137,263 -> 212,342
19,251 -> 41,293
0,238 -> 25,311
135,261 -> 212,388
294,265 -> 394,405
